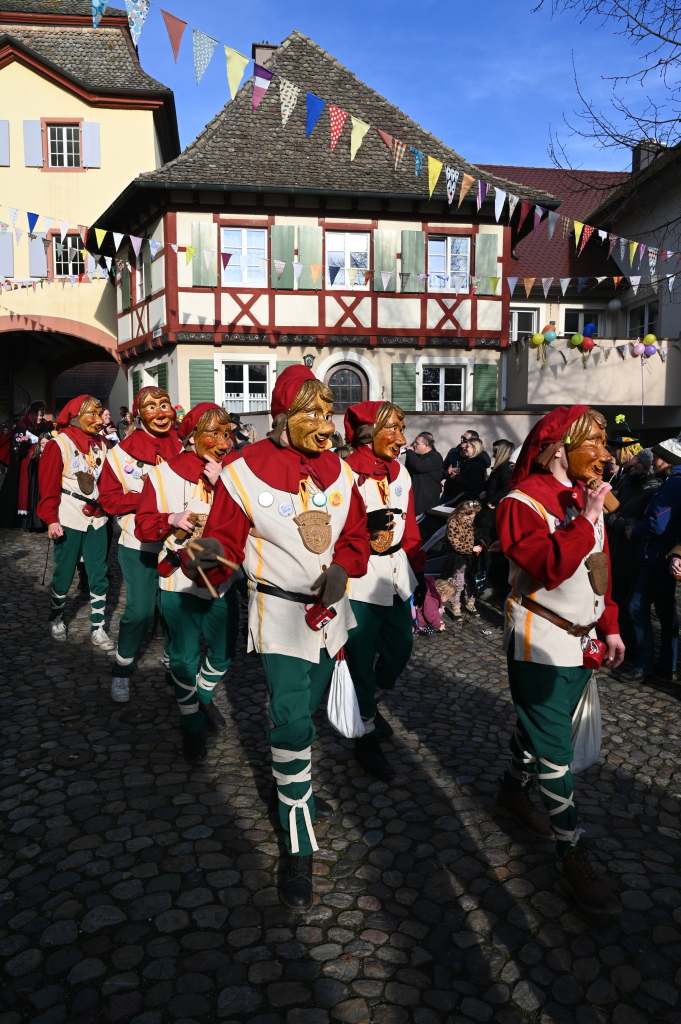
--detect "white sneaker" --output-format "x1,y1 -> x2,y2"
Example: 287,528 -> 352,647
91,626 -> 115,651
111,677 -> 130,703
50,620 -> 67,643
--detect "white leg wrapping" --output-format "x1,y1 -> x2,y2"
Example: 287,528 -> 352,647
115,651 -> 136,668
172,670 -> 199,717
508,726 -> 538,786
271,746 -> 318,854
197,656 -> 223,693
537,756 -> 577,842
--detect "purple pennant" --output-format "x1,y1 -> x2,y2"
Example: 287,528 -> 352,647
477,180 -> 487,211
252,63 -> 274,111
221,253 -> 232,269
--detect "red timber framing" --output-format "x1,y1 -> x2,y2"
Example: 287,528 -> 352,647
116,206 -> 512,362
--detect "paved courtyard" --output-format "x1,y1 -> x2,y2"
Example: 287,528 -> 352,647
0,527 -> 680,1024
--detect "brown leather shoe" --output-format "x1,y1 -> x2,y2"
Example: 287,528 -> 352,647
560,845 -> 622,915
494,781 -> 554,841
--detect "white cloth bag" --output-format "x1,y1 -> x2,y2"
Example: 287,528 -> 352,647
570,673 -> 602,774
327,652 -> 366,739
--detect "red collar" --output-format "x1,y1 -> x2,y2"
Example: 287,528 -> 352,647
119,428 -> 181,465
61,425 -> 105,456
513,471 -> 583,520
229,437 -> 343,492
167,450 -> 213,486
346,444 -> 400,485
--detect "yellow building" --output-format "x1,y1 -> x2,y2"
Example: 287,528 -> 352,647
0,0 -> 178,419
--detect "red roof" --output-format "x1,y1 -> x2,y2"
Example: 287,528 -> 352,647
480,165 -> 629,280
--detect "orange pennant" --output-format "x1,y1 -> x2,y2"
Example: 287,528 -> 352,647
458,173 -> 475,207
523,278 -> 536,297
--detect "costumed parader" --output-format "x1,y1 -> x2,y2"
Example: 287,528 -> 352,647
495,405 -> 625,915
38,395 -> 113,650
183,366 -> 369,910
98,386 -> 182,704
134,403 -> 239,764
342,401 -> 426,781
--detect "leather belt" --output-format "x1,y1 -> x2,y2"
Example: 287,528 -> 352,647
256,582 -> 316,604
61,488 -> 104,514
520,594 -> 597,637
372,542 -> 402,557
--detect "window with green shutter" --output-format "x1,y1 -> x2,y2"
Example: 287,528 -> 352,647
121,264 -> 131,311
156,362 -> 168,393
400,231 -> 426,293
270,225 -> 295,289
298,225 -> 323,290
276,360 -> 299,376
373,230 -> 397,292
131,369 -> 141,400
189,359 -> 215,405
143,242 -> 152,299
474,233 -> 499,296
191,220 -> 218,287
472,363 -> 498,412
391,363 -> 416,410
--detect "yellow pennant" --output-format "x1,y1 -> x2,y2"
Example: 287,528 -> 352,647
488,276 -> 500,295
224,46 -> 249,100
185,246 -> 196,265
629,240 -> 638,264
458,173 -> 475,207
349,116 -> 370,160
427,157 -> 443,198
573,221 -> 584,248
95,228 -> 107,248
348,268 -> 357,286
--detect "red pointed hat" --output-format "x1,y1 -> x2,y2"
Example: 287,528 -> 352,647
271,365 -> 316,419
510,405 -> 589,488
344,401 -> 383,446
57,395 -> 93,427
178,403 -> 222,439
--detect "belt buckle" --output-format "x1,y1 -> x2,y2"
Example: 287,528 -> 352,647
566,623 -> 580,636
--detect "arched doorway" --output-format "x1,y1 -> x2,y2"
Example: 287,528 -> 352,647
325,363 -> 368,412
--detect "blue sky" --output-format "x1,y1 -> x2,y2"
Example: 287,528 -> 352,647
137,0 -> 654,172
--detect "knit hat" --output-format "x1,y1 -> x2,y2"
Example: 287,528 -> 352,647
57,395 -> 93,427
344,401 -> 383,446
634,448 -> 653,472
178,403 -> 222,440
651,438 -> 681,467
271,365 -> 316,420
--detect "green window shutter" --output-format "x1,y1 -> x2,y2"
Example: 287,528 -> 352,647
400,231 -> 426,293
276,360 -> 299,375
270,225 -> 295,289
391,363 -> 416,411
156,361 -> 168,392
298,225 -> 323,290
189,359 -> 215,405
473,363 -> 498,412
191,220 -> 218,287
143,242 -> 152,299
131,369 -> 141,399
121,264 -> 131,310
474,233 -> 498,296
373,229 -> 397,292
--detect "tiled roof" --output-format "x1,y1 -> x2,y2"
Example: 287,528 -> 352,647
0,2 -> 126,16
0,21 -> 170,93
140,31 -> 557,204
480,165 -> 629,279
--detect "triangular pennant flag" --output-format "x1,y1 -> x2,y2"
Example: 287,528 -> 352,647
350,117 -> 370,160
608,234 -> 618,258
638,243 -> 647,263
274,259 -> 286,280
328,265 -> 341,286
221,252 -> 232,270
613,275 -> 622,288
376,128 -> 392,150
648,247 -> 658,275
578,224 -> 595,255
427,157 -> 443,197
507,277 -> 518,297
306,93 -> 326,136
546,210 -> 560,241
669,275 -> 676,293
252,63 -> 274,111
328,105 -> 348,150
477,180 -> 488,211
617,345 -> 628,360
660,250 -> 669,263
129,235 -> 143,259
112,232 -> 124,251
27,212 -> 39,234
14,229 -> 23,245
203,250 -> 214,271
68,246 -> 78,261
91,0 -> 107,28
573,221 -> 584,249
348,268 -> 358,286
559,278 -> 571,295
542,277 -> 553,298
161,9 -> 187,62
149,239 -> 161,260
293,262 -> 304,281
488,276 -> 500,296
170,244 -> 179,253
56,242 -> 64,256
224,46 -> 250,100
494,188 -> 506,222
559,349 -> 570,364
577,276 -> 588,293
185,246 -> 196,265
518,200 -> 533,230
458,173 -> 475,207
658,346 -> 667,363
444,165 -> 459,205
507,195 -> 519,219
392,139 -> 407,171
278,77 -> 300,126
80,248 -> 88,263
125,0 -> 150,47
8,208 -> 18,226
523,277 -> 535,297
629,240 -> 638,265
381,270 -> 392,290
94,228 -> 107,249
618,237 -> 626,263
310,264 -> 322,286
59,220 -> 69,242
629,275 -> 641,295
410,148 -> 425,177
598,229 -> 607,241
192,27 -> 218,85
399,272 -> 411,290
78,224 -> 89,242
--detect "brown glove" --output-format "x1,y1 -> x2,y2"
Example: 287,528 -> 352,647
311,563 -> 348,608
181,537 -> 225,579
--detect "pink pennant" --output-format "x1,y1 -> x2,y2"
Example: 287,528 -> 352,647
328,105 -> 348,151
129,235 -> 143,259
518,200 -> 533,230
375,128 -> 392,150
577,225 -> 595,256
161,9 -> 187,63
221,252 -> 232,269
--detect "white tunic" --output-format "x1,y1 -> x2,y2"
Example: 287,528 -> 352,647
500,489 -> 606,667
104,443 -> 161,553
51,433 -> 107,533
348,463 -> 416,605
219,456 -> 357,661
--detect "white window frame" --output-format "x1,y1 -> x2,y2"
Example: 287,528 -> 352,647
53,234 -> 84,278
48,124 -> 81,168
509,307 -> 539,341
213,353 -> 277,414
220,226 -> 268,287
325,231 -> 370,290
563,309 -> 602,336
628,301 -> 658,338
414,354 -> 474,412
427,235 -> 471,294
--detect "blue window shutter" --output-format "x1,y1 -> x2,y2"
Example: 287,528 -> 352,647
23,121 -> 43,166
0,121 -> 9,166
0,232 -> 14,276
29,235 -> 47,278
81,122 -> 101,168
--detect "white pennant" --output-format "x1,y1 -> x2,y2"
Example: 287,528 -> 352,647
542,277 -> 553,298
112,232 -> 124,251
381,270 -> 392,289
293,262 -> 304,281
629,275 -> 641,295
203,249 -> 214,270
669,275 -> 676,293
559,278 -> 570,295
59,220 -> 69,242
494,189 -> 506,222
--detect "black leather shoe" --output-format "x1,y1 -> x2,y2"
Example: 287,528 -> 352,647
183,731 -> 207,764
201,700 -> 227,733
280,854 -> 313,910
269,785 -> 335,822
354,735 -> 395,781
373,710 -> 393,738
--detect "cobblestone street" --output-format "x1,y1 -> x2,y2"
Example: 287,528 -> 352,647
1,527 -> 680,1024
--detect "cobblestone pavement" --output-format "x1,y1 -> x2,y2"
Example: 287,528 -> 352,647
1,528 -> 681,1024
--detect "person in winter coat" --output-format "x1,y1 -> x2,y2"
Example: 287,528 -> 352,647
442,437 -> 489,503
477,440 -> 515,604
404,433 -> 443,515
437,498 -> 484,618
620,438 -> 681,684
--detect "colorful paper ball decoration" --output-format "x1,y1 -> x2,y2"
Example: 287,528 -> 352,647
570,334 -> 583,346
642,333 -> 657,345
608,298 -> 622,311
582,323 -> 596,336
632,342 -> 645,356
531,333 -> 545,346
581,337 -> 595,350
644,344 -> 657,356
544,330 -> 557,342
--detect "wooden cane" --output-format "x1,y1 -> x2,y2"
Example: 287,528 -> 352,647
186,539 -> 220,599
216,554 -> 241,571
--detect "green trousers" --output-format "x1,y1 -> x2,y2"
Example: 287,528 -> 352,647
345,597 -> 413,725
113,546 -> 168,679
49,525 -> 108,631
261,651 -> 336,857
160,588 -> 239,733
503,655 -> 591,856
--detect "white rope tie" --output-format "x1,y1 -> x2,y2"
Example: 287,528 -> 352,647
537,756 -> 575,818
362,717 -> 376,735
271,746 -> 317,853
271,746 -> 312,761
115,650 -> 135,667
171,671 -> 199,716
272,767 -> 312,785
277,788 -> 318,854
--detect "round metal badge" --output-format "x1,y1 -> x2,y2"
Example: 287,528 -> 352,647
395,485 -> 403,497
278,501 -> 294,517
259,491 -> 274,507
312,492 -> 327,508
